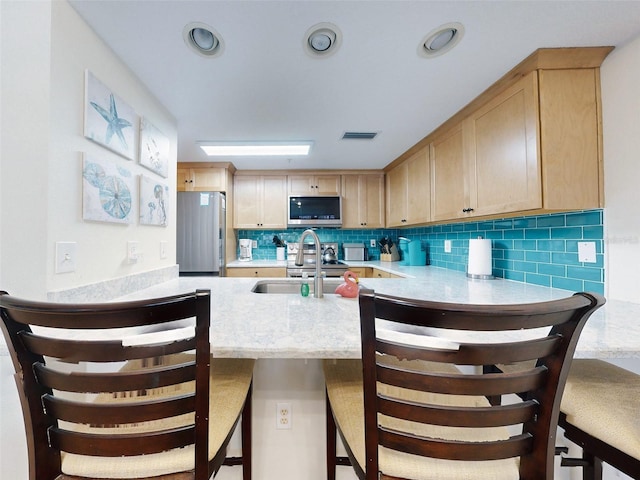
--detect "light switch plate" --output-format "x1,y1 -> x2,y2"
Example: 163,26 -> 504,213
578,241 -> 597,263
160,241 -> 168,259
127,241 -> 140,263
55,242 -> 76,273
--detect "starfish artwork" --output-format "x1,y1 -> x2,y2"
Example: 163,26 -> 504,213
91,93 -> 132,151
84,71 -> 138,160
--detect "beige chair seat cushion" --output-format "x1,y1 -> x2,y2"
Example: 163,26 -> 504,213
561,359 -> 640,460
324,359 -> 520,480
61,356 -> 255,479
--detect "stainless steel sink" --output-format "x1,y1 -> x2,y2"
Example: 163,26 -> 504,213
251,279 -> 343,295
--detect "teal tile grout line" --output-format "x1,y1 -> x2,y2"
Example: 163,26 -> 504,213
238,209 -> 604,295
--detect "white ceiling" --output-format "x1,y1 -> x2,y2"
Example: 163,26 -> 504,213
69,0 -> 640,171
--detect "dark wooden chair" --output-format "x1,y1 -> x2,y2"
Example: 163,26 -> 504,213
0,289 -> 254,480
324,289 -> 605,480
558,359 -> 640,480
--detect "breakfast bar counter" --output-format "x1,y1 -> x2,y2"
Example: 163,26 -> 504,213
119,267 -> 640,359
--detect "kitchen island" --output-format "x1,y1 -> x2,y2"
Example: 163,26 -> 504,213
120,266 -> 640,359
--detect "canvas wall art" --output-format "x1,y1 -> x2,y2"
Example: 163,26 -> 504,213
139,117 -> 170,177
84,70 -> 139,160
82,155 -> 135,224
139,175 -> 169,227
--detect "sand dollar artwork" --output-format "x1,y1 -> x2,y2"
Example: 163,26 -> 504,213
82,155 -> 134,224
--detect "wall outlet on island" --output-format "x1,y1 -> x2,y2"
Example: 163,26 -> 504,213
276,402 -> 292,430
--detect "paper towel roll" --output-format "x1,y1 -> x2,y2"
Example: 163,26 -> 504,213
467,238 -> 493,278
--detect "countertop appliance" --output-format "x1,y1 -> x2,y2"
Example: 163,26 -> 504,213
343,243 -> 366,261
177,191 -> 225,276
288,195 -> 342,228
238,238 -> 252,261
286,242 -> 350,277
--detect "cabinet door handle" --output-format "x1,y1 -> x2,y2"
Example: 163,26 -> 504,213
462,208 -> 474,213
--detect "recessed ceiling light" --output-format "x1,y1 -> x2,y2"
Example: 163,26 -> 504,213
418,22 -> 464,58
198,142 -> 313,157
304,23 -> 342,58
183,22 -> 224,58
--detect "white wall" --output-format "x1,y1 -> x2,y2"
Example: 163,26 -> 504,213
0,0 -> 178,301
602,33 -> 640,302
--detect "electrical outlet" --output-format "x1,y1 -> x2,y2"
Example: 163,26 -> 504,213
444,239 -> 452,253
160,241 -> 168,259
252,240 -> 258,249
578,241 -> 597,263
276,402 -> 292,430
370,239 -> 376,248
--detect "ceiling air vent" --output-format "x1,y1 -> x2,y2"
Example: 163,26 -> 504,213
342,132 -> 378,140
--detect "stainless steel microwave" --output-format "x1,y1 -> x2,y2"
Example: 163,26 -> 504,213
288,195 -> 342,228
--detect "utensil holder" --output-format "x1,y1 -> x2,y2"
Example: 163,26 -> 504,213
380,251 -> 399,262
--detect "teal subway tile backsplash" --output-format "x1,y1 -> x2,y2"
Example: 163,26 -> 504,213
237,209 -> 604,295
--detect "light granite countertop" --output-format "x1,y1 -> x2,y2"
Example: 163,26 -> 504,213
119,266 -> 640,360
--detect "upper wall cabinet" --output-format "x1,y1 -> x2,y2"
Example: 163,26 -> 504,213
177,166 -> 226,192
233,175 -> 287,229
341,174 -> 385,229
288,174 -> 341,196
465,72 -> 541,217
430,122 -> 466,222
386,148 -> 430,227
391,47 -> 612,224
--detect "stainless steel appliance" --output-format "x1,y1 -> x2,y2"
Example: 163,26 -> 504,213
288,195 -> 342,228
343,243 -> 366,261
286,241 -> 350,277
177,191 -> 226,276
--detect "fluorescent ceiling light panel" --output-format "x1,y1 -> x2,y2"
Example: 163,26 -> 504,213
198,142 -> 312,156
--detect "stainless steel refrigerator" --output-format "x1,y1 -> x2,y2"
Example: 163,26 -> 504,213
177,192 -> 226,276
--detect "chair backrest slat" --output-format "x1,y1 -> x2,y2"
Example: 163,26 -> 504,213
34,360 -> 196,393
377,363 -> 548,397
378,395 -> 539,428
359,289 -> 605,479
20,331 -> 196,362
43,393 -> 195,425
379,428 -> 534,461
377,335 -> 561,365
48,425 -> 196,457
0,289 -> 212,480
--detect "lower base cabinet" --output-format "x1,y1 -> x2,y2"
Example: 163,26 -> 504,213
226,268 -> 286,278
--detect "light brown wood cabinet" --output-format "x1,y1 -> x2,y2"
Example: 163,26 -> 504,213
464,72 -> 541,217
288,174 -> 341,196
341,174 -> 385,229
177,167 -> 226,192
226,267 -> 286,278
386,148 -> 430,227
430,123 -> 466,222
233,175 -> 287,229
345,267 -> 370,278
393,47 -> 611,224
431,79 -> 540,222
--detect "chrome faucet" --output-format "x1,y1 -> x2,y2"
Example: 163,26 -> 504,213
295,229 -> 324,298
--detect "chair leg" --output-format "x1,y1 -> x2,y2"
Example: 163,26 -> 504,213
326,390 -> 337,480
582,451 -> 603,480
241,381 -> 252,480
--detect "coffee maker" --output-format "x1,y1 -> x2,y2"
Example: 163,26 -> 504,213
238,239 -> 252,261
